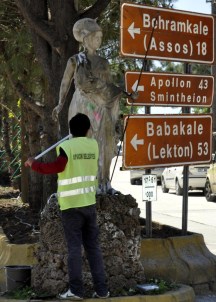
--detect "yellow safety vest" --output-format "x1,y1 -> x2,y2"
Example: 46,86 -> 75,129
56,137 -> 99,210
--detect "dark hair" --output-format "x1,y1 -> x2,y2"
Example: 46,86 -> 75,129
69,113 -> 91,137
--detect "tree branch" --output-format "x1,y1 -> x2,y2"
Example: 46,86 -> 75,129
14,0 -> 62,53
5,66 -> 44,117
0,40 -> 44,117
81,0 -> 112,19
0,102 -> 20,123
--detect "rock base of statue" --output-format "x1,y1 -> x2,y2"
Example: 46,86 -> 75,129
32,193 -> 145,297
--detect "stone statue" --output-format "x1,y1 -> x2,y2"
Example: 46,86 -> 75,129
52,18 -> 124,194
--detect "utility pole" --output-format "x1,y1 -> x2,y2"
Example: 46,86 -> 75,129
207,0 -> 216,151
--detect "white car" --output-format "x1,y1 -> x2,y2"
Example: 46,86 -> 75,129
161,164 -> 210,195
130,167 -> 164,185
204,154 -> 216,202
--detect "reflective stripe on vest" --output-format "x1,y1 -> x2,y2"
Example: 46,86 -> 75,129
58,185 -> 96,197
58,175 -> 96,186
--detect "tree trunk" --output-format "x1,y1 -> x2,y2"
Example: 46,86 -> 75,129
23,106 -> 43,211
20,104 -> 29,203
40,85 -> 59,206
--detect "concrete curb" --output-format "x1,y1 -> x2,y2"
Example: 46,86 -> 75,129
0,285 -> 195,302
140,233 -> 216,291
90,285 -> 195,301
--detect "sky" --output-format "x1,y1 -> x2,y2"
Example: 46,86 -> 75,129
173,0 -> 211,14
149,0 -> 212,114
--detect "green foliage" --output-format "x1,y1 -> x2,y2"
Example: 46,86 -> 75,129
6,286 -> 51,300
3,280 -> 179,299
0,0 -> 44,185
112,278 -> 179,297
150,278 -> 179,294
0,0 -> 44,115
191,63 -> 211,75
137,278 -> 179,295
7,286 -> 34,300
0,0 -> 23,31
4,27 -> 44,101
154,61 -> 184,73
193,107 -> 210,114
0,111 -> 21,183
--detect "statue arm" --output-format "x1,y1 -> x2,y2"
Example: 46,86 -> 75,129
52,57 -> 76,121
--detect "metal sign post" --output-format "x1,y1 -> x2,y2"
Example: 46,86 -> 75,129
182,63 -> 191,236
145,103 -> 152,238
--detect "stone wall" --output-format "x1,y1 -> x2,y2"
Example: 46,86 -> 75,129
32,194 -> 145,297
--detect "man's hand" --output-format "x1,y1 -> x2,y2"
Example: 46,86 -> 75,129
52,104 -> 63,122
25,157 -> 35,168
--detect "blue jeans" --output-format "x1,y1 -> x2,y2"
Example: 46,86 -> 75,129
61,204 -> 108,297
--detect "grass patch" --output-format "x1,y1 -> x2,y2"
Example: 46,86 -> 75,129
5,286 -> 51,300
121,278 -> 179,296
136,278 -> 179,295
112,278 -> 179,297
4,279 -> 179,299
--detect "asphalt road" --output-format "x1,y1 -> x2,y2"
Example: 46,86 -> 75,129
111,156 -> 216,255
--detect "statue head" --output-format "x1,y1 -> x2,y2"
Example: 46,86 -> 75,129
73,18 -> 102,43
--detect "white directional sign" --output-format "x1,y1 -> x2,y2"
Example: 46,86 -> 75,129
142,174 -> 157,202
123,114 -> 212,169
121,3 -> 214,64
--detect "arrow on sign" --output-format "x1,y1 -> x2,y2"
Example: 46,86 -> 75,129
132,80 -> 145,92
130,134 -> 144,151
128,22 -> 140,39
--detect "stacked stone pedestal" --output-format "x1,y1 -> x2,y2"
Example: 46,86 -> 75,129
32,194 -> 145,297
